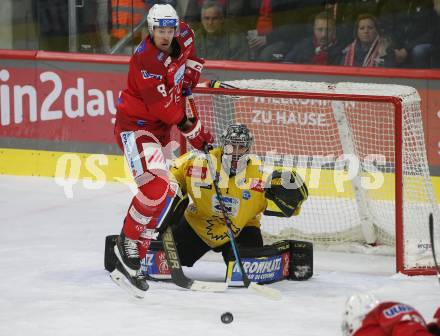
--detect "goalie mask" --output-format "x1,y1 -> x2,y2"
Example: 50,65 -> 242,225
147,4 -> 179,36
341,293 -> 379,336
220,123 -> 253,176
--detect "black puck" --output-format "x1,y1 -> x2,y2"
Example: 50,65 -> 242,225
221,312 -> 233,324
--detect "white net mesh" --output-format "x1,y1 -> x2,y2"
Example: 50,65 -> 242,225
191,79 -> 440,273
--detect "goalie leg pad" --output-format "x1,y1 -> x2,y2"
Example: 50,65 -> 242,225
140,240 -> 172,280
104,235 -> 118,272
224,240 -> 313,285
287,240 -> 313,281
224,241 -> 291,286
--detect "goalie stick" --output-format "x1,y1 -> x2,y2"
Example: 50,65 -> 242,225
185,94 -> 281,300
160,226 -> 227,292
154,188 -> 227,292
429,213 -> 440,285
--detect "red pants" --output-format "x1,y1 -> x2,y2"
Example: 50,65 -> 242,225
115,127 -> 172,259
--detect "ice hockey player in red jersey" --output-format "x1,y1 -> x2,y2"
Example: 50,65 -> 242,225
342,293 -> 440,336
110,3 -> 213,298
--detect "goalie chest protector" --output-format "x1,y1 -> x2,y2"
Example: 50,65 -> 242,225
225,240 -> 313,286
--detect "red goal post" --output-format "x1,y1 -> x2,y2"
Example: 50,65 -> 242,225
189,80 -> 440,275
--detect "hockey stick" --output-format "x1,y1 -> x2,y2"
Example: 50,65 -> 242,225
185,95 -> 281,300
429,213 -> 440,285
161,226 -> 227,292
209,80 -> 239,90
156,191 -> 227,292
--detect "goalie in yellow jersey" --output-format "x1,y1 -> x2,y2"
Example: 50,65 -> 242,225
167,123 -> 311,279
105,123 -> 312,285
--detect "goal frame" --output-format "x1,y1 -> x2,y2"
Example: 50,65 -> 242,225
190,85 -> 437,276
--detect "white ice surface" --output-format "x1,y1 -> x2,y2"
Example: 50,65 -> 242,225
0,175 -> 439,336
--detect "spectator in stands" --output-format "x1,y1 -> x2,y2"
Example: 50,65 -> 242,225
324,0 -> 383,48
341,14 -> 395,67
379,0 -> 438,68
183,0 -> 259,34
194,0 -> 248,60
283,11 -> 343,65
247,0 -> 326,62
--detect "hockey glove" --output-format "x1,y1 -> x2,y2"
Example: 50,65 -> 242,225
183,57 -> 204,90
180,118 -> 213,151
265,170 -> 308,217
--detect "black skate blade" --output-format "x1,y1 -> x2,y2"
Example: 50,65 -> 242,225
110,268 -> 146,299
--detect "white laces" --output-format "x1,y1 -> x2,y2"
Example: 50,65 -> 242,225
124,238 -> 139,259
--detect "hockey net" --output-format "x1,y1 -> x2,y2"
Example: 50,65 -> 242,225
190,79 -> 440,275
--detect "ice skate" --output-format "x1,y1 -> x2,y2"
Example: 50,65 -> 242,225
110,260 -> 149,299
111,232 -> 149,297
114,232 -> 141,277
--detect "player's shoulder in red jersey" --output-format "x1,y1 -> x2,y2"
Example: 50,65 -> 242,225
376,302 -> 425,325
355,302 -> 431,336
177,21 -> 195,50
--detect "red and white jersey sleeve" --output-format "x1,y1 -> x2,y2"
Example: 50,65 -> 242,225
115,21 -> 197,141
355,302 -> 432,336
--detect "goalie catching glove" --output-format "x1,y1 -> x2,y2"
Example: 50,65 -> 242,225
264,170 -> 308,217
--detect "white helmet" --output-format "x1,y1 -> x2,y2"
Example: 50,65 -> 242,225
147,4 -> 179,36
341,293 -> 380,336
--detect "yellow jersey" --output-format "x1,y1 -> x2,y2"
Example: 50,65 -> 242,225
170,148 -> 270,248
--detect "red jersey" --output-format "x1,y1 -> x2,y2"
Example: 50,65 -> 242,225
355,302 -> 432,336
115,21 -> 196,145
